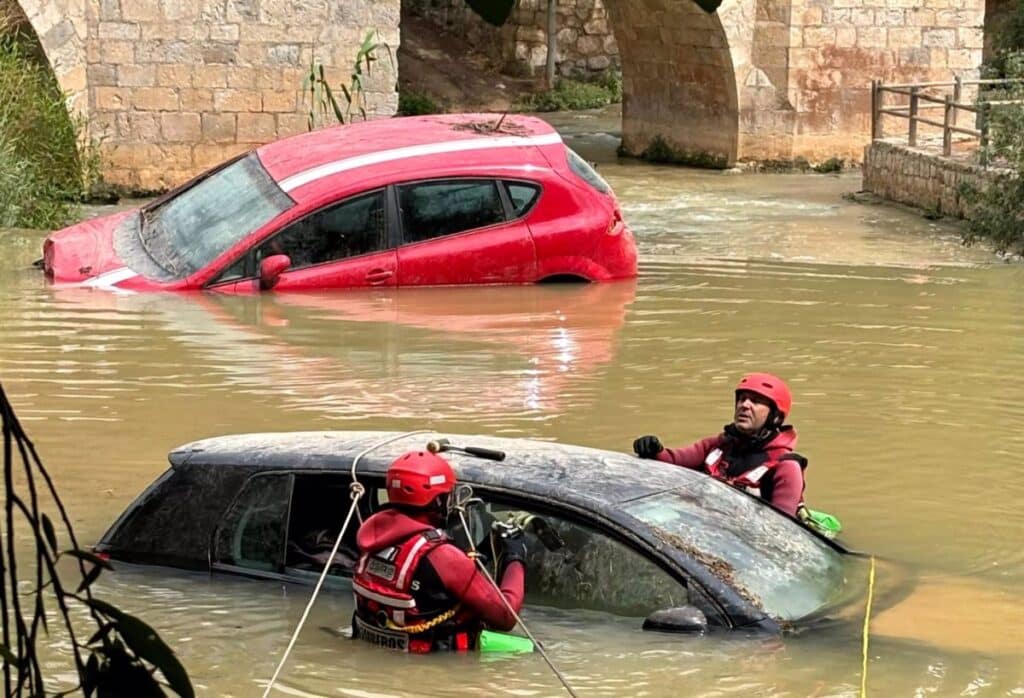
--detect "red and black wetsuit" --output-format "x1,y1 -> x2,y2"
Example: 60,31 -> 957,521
657,425 -> 806,515
352,508 -> 524,653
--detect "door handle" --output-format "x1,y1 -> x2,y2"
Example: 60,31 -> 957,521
365,268 -> 394,284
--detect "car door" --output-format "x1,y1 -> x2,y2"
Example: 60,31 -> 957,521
395,179 -> 537,286
208,188 -> 397,292
465,497 -> 700,619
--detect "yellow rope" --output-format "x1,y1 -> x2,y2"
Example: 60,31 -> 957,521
386,605 -> 459,635
860,555 -> 876,698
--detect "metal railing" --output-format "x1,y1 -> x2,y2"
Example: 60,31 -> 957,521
870,77 -> 1024,165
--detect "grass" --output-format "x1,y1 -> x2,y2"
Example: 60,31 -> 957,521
398,89 -> 442,116
0,28 -> 101,229
516,71 -> 622,112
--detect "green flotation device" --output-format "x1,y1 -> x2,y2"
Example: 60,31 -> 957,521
479,629 -> 535,654
798,506 -> 842,539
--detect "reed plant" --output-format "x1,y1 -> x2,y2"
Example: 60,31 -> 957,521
0,26 -> 100,230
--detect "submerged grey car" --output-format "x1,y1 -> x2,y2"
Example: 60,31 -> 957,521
96,431 -> 875,634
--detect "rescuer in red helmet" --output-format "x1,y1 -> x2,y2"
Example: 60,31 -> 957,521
352,450 -> 526,653
633,372 -> 807,516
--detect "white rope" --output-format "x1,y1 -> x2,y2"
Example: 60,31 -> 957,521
262,482 -> 364,698
262,429 -> 433,697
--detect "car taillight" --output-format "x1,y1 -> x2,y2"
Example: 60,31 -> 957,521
606,208 -> 625,236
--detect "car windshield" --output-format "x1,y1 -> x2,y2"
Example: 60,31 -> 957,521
623,478 -> 864,621
138,153 -> 293,280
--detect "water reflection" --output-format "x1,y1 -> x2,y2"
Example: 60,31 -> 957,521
46,281 -> 636,421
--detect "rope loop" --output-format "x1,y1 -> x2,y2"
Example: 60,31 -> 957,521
350,481 -> 366,500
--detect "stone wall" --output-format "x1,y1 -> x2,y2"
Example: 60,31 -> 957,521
406,0 -> 619,77
862,139 -> 991,217
19,0 -> 401,192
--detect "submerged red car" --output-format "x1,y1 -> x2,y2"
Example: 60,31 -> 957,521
42,114 -> 637,292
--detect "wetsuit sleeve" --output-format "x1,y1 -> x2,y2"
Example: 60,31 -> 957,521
425,544 -> 524,631
768,459 -> 804,516
657,435 -> 722,469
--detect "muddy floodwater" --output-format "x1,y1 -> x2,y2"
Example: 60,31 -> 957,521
1,112 -> 1022,696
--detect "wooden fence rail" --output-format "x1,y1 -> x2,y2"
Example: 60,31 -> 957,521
870,77 -> 1024,166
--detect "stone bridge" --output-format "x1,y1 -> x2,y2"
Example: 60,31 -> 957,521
17,0 -> 986,190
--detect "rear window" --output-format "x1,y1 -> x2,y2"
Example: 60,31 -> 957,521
565,147 -> 611,194
503,181 -> 541,217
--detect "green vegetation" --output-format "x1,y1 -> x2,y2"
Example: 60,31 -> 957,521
958,61 -> 1024,257
0,384 -> 193,696
398,90 -> 442,116
957,5 -> 1024,258
812,156 -> 844,173
516,72 -> 622,112
0,29 -> 100,229
630,134 -> 729,169
304,29 -> 393,129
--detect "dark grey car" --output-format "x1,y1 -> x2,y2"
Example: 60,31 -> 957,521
96,430 -> 874,634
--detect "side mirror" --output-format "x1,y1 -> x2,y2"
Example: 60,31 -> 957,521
259,254 -> 291,290
642,606 -> 708,634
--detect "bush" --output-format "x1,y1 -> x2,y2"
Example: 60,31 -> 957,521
398,90 -> 442,116
517,72 -> 622,112
958,51 -> 1024,257
0,32 -> 100,229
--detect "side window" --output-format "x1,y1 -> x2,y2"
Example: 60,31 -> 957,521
398,180 -> 505,244
482,503 -> 689,617
285,474 -> 386,578
256,190 -> 387,269
213,474 -> 293,572
213,255 -> 250,284
504,182 -> 541,217
565,147 -> 611,194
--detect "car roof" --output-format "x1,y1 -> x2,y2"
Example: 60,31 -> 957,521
256,114 -> 563,192
168,430 -> 700,510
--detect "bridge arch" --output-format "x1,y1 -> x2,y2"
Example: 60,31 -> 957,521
606,0 -> 744,166
12,0 -> 89,119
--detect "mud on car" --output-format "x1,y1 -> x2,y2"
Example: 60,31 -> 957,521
42,114 -> 636,292
96,431 -> 877,634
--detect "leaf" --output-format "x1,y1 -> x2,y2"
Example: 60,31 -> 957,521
61,549 -> 113,570
77,564 -> 104,593
82,652 -> 99,698
41,513 -> 58,552
0,643 -> 18,666
464,0 -> 516,26
88,622 -> 115,646
35,593 -> 48,635
690,0 -> 723,12
84,600 -> 194,698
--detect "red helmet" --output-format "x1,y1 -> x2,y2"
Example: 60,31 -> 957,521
736,372 -> 792,419
386,451 -> 456,507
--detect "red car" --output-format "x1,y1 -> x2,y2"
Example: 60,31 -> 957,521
42,114 -> 637,292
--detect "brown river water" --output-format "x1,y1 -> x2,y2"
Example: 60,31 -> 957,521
1,112 -> 1022,696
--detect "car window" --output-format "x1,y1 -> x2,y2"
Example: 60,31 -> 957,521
504,182 -> 541,217
480,502 -> 689,618
284,474 -> 386,578
398,180 -> 505,244
565,147 -> 612,194
256,190 -> 388,270
139,153 -> 293,281
212,474 -> 293,572
623,480 -> 863,621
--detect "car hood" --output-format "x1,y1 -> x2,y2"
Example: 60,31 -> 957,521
43,211 -> 134,282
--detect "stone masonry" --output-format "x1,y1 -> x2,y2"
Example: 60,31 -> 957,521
863,139 -> 992,217
18,0 -> 400,192
20,0 -> 989,186
406,0 -> 620,77
408,0 -> 987,167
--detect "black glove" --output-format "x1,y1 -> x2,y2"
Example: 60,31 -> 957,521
633,435 -> 664,459
493,521 -> 527,569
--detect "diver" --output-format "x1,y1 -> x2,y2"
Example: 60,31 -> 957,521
352,450 -> 527,653
633,372 -> 808,516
